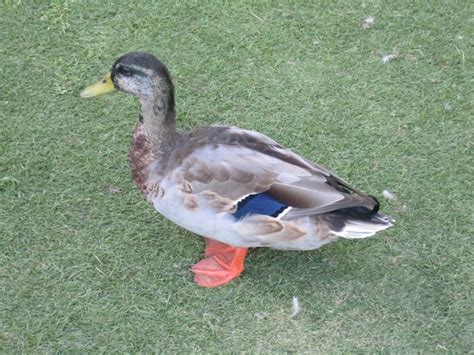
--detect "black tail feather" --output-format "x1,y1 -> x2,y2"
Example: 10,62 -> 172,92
323,195 -> 390,233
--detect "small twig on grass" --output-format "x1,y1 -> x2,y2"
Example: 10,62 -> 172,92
93,254 -> 103,264
455,46 -> 465,65
250,12 -> 265,23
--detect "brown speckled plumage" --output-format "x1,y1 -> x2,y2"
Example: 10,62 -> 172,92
129,122 -> 154,193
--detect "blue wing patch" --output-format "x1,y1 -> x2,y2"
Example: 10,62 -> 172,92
232,192 -> 289,220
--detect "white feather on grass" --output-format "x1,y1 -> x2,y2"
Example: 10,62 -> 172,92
383,190 -> 396,200
381,52 -> 398,64
290,296 -> 301,317
255,312 -> 265,320
362,16 -> 375,29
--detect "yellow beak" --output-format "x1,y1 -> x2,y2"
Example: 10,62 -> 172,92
80,73 -> 116,98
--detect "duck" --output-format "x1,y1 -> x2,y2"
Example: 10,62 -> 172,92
81,51 -> 393,287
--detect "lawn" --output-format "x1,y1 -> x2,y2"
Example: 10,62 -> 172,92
1,1 -> 472,352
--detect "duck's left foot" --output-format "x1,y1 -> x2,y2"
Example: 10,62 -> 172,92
191,238 -> 248,287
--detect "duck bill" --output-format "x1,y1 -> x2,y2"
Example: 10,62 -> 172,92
80,73 -> 116,98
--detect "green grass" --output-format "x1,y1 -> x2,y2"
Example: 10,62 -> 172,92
1,0 -> 472,352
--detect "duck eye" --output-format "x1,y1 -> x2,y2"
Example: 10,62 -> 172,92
118,66 -> 132,77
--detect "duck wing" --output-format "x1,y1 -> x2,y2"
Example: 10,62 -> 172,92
170,126 -> 377,219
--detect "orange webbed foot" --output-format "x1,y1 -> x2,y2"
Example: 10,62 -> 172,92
191,238 -> 248,287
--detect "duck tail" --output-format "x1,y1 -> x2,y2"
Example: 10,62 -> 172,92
324,197 -> 394,239
332,212 -> 393,239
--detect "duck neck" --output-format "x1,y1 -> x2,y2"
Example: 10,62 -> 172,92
138,93 -> 179,160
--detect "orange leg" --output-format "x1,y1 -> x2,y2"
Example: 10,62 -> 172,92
191,238 -> 249,287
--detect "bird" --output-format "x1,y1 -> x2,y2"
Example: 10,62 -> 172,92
81,51 -> 393,287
